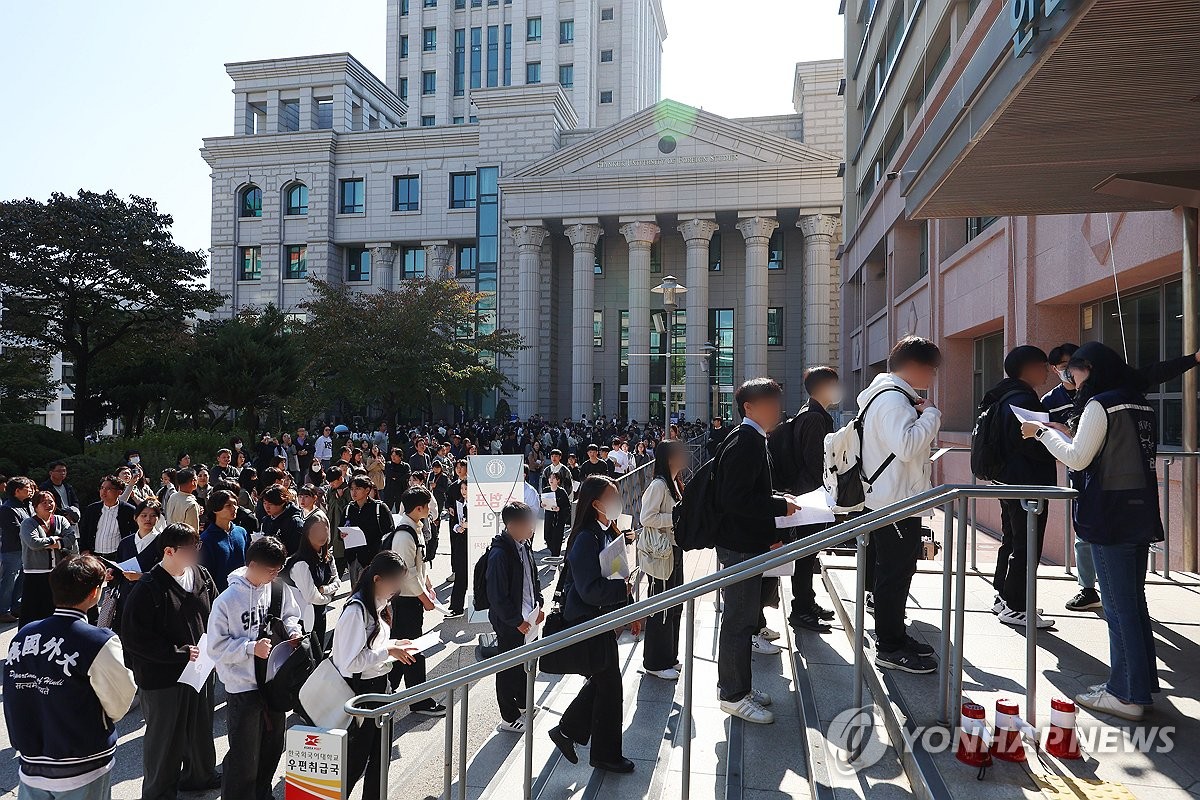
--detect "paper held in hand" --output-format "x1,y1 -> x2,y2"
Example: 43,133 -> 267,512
523,607 -> 542,644
599,534 -> 631,580
338,526 -> 368,549
1010,405 -> 1050,425
177,633 -> 216,692
115,556 -> 141,574
401,631 -> 443,655
774,487 -> 837,529
540,492 -> 558,511
424,585 -> 451,614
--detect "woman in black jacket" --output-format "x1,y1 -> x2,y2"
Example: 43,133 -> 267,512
547,475 -> 633,773
446,479 -> 469,617
540,471 -> 571,562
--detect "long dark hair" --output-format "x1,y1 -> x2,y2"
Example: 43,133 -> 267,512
653,439 -> 685,501
352,550 -> 408,632
1068,341 -> 1143,417
286,514 -> 334,585
566,475 -> 617,553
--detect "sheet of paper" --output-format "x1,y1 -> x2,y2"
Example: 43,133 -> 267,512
616,513 -> 633,532
338,526 -> 368,549
774,487 -> 837,528
524,607 -> 542,644
177,633 -> 216,692
764,560 -> 795,578
599,533 -> 631,580
115,556 -> 141,573
1010,405 -> 1050,425
425,586 -> 451,614
540,492 -> 558,511
250,531 -> 264,542
402,631 -> 443,655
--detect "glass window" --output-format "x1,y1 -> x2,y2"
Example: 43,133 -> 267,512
424,0 -> 436,6
279,100 -> 300,132
400,35 -> 409,58
339,178 -> 364,214
449,172 -> 477,208
457,244 -> 478,277
600,49 -> 613,63
650,238 -> 662,274
708,232 -> 722,271
401,0 -> 409,15
526,62 -> 540,84
594,238 -> 604,275
315,98 -> 333,129
558,64 -> 574,87
239,186 -> 262,218
347,247 -> 371,282
285,245 -> 307,280
486,25 -> 499,86
966,216 -> 999,241
399,77 -> 409,100
400,246 -> 426,279
767,307 -> 784,346
599,90 -> 613,104
422,70 -> 436,95
393,175 -> 420,211
454,28 -> 466,95
421,115 -> 436,126
709,309 -> 735,420
470,27 -> 482,89
503,24 -> 512,85
61,361 -> 75,383
559,19 -> 574,43
455,0 -> 464,7
593,310 -> 604,348
239,246 -> 261,281
972,332 -> 1005,410
454,116 -> 465,124
60,414 -> 74,434
918,222 -> 929,278
768,230 -> 783,270
423,27 -> 436,51
285,183 -> 308,216
601,7 -> 614,21
526,17 -> 541,41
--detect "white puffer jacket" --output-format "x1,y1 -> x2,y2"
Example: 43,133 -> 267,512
855,373 -> 942,515
637,477 -> 678,580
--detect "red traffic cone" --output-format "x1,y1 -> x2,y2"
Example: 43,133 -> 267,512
956,702 -> 993,768
992,698 -> 1035,762
1045,697 -> 1082,759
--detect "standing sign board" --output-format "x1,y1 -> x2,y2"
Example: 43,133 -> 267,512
284,725 -> 348,800
466,455 -> 526,619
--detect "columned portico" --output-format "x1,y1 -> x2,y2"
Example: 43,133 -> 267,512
736,214 -> 779,382
619,219 -> 659,423
422,241 -> 456,280
367,244 -> 397,291
797,214 -> 839,369
510,222 -> 549,420
566,221 -> 604,420
678,216 -> 719,421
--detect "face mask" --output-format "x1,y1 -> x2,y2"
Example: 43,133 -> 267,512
129,456 -> 140,465
828,389 -> 844,406
1060,369 -> 1073,384
234,443 -> 243,449
602,499 -> 623,522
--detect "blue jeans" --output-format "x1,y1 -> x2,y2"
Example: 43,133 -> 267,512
1074,535 -> 1097,590
1092,542 -> 1158,705
715,547 -> 763,703
19,768 -> 112,799
0,550 -> 22,614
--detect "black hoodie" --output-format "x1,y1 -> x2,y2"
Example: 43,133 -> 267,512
979,377 -> 1059,486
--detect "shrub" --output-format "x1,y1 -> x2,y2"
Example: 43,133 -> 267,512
0,423 -> 83,479
70,430 -> 233,506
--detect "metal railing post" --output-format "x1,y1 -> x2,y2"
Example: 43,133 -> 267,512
938,502 -> 954,724
458,683 -> 469,800
1063,495 -> 1073,577
524,661 -> 536,799
969,476 -> 979,573
950,498 -> 969,717
681,598 -> 696,800
444,686 -> 454,800
1163,457 -> 1173,579
853,530 -> 870,713
1023,499 -> 1043,727
377,713 -> 392,798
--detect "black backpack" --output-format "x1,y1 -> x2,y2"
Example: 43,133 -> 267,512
472,544 -> 493,611
257,579 -> 316,714
674,433 -> 732,551
970,390 -> 1024,482
768,409 -> 818,492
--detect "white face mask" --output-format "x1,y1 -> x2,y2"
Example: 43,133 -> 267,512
827,388 -> 844,406
602,499 -> 623,522
129,456 -> 140,465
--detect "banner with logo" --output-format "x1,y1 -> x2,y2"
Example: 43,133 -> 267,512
285,725 -> 347,800
466,455 -> 526,617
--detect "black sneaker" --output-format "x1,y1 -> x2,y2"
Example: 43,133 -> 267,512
876,648 -> 937,674
810,603 -> 835,621
1065,588 -> 1102,611
789,610 -> 832,634
904,634 -> 936,657
864,592 -> 875,613
412,701 -> 448,717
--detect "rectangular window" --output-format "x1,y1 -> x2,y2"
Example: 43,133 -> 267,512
593,238 -> 604,275
449,171 -> 478,208
966,216 -> 1000,241
525,61 -> 540,84
339,178 -> 365,214
768,230 -> 784,270
457,244 -> 478,277
709,309 -> 735,419
767,308 -> 784,346
454,116 -> 465,124
61,361 -> 75,383
239,246 -> 261,281
400,246 -> 426,279
593,310 -> 604,348
421,115 -> 435,126
918,222 -> 929,278
599,90 -> 613,104
347,247 -> 371,282
619,310 -> 629,382
393,175 -> 420,211
423,26 -> 437,51
559,19 -> 574,43
600,49 -> 613,63
422,70 -> 436,95
972,331 -> 1005,410
600,7 -> 614,21
558,63 -> 574,87
424,0 -> 436,6
455,0 -> 465,7
470,27 -> 482,89
60,414 -> 74,434
401,0 -> 409,14
279,100 -> 300,131
526,17 -> 541,41
315,99 -> 333,129
486,25 -> 499,86
708,232 -> 722,271
650,238 -> 662,274
503,24 -> 512,85
399,77 -> 409,100
453,28 -> 466,95
285,245 -> 308,280
400,35 -> 409,59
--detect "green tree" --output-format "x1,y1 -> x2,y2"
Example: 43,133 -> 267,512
300,278 -> 522,425
0,348 -> 57,424
90,320 -> 192,435
0,190 -> 224,442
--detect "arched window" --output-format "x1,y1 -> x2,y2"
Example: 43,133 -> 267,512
285,183 -> 308,216
239,185 -> 262,218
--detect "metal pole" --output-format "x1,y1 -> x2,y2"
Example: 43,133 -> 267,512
682,597 -> 696,800
524,662 -> 536,800
1182,207 -> 1198,572
444,687 -> 455,800
853,531 -> 869,712
1023,499 -> 1042,727
1163,458 -> 1173,580
665,310 -> 673,431
950,498 -> 968,718
1063,495 -> 1073,577
969,475 -> 979,573
458,683 -> 469,800
938,502 -> 954,724
378,713 -> 392,798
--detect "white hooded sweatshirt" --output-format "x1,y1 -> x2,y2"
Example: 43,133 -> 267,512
855,373 -> 942,514
207,566 -> 304,694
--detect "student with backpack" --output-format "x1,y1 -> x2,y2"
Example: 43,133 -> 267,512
974,346 -> 1059,629
206,536 -> 303,800
121,523 -> 222,798
483,501 -> 543,733
854,336 -> 943,675
343,475 -> 395,590
330,551 -> 418,800
385,485 -> 447,716
286,514 -> 342,657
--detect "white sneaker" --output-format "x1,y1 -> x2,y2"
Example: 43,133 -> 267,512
496,718 -> 527,734
751,635 -> 782,655
645,667 -> 680,681
749,688 -> 773,707
997,606 -> 1054,630
992,595 -> 1006,615
447,573 -> 455,582
759,627 -> 781,641
1075,687 -> 1144,721
720,696 -> 775,724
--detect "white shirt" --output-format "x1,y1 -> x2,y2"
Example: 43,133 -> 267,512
96,503 -> 122,553
331,597 -> 394,680
314,435 -> 334,461
173,568 -> 195,592
133,530 -> 158,554
1036,400 -> 1108,471
742,417 -> 768,439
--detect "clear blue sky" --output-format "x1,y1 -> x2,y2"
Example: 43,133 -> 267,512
0,0 -> 843,255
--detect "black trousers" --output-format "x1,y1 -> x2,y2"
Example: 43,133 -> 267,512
789,522 -> 826,617
994,498 -> 1049,612
18,572 -> 53,629
643,547 -> 684,671
869,516 -> 923,653
346,675 -> 389,800
310,604 -> 328,659
449,531 -> 468,613
389,595 -> 427,690
427,519 -> 440,563
223,689 -> 285,800
494,625 -> 527,723
559,632 -> 624,762
140,680 -> 217,799
543,511 -> 567,557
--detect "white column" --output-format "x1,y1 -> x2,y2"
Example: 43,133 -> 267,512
509,223 -> 549,420
566,222 -> 604,420
367,244 -> 397,293
736,215 -> 779,381
798,214 -> 839,369
422,241 -> 455,279
678,216 -> 719,422
620,220 -> 659,424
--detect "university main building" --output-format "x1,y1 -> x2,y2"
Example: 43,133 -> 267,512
202,0 -> 844,422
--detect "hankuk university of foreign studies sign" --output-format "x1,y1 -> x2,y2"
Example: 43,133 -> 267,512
1010,0 -> 1067,58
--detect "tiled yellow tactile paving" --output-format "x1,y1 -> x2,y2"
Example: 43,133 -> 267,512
1033,773 -> 1138,800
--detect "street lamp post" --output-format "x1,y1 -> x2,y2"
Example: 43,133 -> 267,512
652,276 -> 686,434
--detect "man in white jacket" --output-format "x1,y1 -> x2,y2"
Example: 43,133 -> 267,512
856,336 -> 943,675
207,536 -> 303,800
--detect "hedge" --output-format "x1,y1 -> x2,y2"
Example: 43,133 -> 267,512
0,424 -> 83,481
